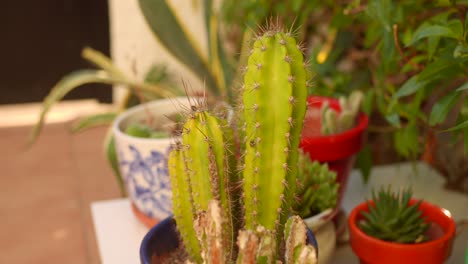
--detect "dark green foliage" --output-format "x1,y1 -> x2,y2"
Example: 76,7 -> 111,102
358,187 -> 430,244
222,0 -> 468,177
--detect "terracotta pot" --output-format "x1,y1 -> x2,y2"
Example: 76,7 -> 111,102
140,217 -> 319,264
300,96 -> 368,206
112,97 -> 193,227
348,199 -> 456,264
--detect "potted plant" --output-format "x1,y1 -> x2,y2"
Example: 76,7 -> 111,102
348,186 -> 456,264
29,0 -> 242,227
300,92 -> 368,208
111,96 -> 194,226
295,153 -> 339,264
140,28 -> 320,263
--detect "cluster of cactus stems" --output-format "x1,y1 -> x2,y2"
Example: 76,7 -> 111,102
168,28 -> 317,263
321,90 -> 363,135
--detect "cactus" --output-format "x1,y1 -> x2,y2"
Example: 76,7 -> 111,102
321,90 -> 363,135
284,216 -> 318,264
295,152 -> 339,218
241,30 -> 307,235
168,28 -> 315,263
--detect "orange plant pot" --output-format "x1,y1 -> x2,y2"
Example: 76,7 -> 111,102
131,203 -> 159,228
348,199 -> 456,264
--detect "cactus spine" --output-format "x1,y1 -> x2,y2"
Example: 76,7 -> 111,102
242,31 -> 307,234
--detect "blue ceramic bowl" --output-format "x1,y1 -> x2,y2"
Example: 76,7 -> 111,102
140,216 -> 319,264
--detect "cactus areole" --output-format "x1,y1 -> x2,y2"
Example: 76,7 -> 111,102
164,29 -> 318,263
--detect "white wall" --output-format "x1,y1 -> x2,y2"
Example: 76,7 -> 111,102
108,0 -> 207,104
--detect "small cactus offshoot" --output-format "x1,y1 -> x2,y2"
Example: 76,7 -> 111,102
321,90 -> 363,135
167,28 -> 317,263
358,186 -> 430,244
295,152 -> 339,218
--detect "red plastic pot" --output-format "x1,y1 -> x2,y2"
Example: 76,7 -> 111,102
300,96 -> 368,205
348,199 -> 456,264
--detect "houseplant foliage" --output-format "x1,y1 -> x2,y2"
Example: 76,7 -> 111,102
348,185 -> 456,264
358,187 -> 429,244
29,0 -> 240,196
222,0 -> 468,187
166,28 -> 317,263
295,154 -> 339,218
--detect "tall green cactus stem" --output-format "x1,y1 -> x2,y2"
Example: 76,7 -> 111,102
242,31 -> 308,235
168,146 -> 201,263
169,110 -> 237,262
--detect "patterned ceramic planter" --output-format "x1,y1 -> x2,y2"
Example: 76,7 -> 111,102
112,97 -> 192,227
303,209 -> 337,264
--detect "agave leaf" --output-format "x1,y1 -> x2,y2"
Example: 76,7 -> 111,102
105,132 -> 126,197
138,0 -> 220,96
203,0 -> 234,100
71,112 -> 118,133
82,47 -> 126,77
28,69 -> 175,145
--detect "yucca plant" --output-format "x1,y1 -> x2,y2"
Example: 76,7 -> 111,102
167,28 -> 317,263
358,186 -> 430,244
29,0 -> 248,196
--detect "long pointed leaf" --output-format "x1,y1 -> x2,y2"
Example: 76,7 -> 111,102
105,131 -> 126,197
82,47 -> 126,77
138,0 -> 221,96
71,112 -> 118,133
29,70 -> 174,145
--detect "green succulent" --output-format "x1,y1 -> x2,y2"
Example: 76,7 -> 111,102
321,90 -> 363,135
295,153 -> 339,218
358,186 -> 430,244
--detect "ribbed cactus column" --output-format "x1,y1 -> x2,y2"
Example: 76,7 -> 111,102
169,110 -> 237,262
241,31 -> 308,234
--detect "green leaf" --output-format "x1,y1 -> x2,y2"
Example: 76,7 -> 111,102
417,60 -> 454,82
29,70 -> 127,145
453,44 -> 468,59
456,82 -> 468,92
442,119 -> 468,132
71,112 -> 117,133
362,90 -> 375,115
394,76 -> 428,98
408,25 -> 458,46
82,47 -> 125,77
394,122 -> 419,157
447,19 -> 463,39
204,0 -> 233,101
356,144 -> 373,183
138,0 -> 220,96
28,69 -> 176,145
105,133 -> 127,197
429,92 -> 460,126
386,112 -> 401,127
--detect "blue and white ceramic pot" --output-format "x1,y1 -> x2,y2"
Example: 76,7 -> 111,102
112,97 -> 193,227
